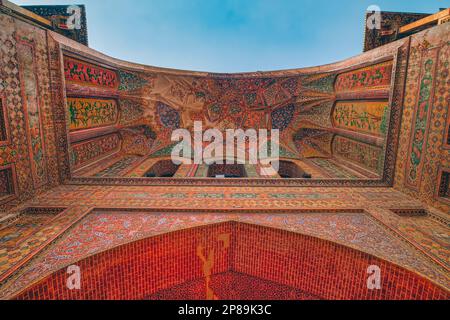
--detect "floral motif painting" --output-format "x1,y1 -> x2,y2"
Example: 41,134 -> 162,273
67,98 -> 118,131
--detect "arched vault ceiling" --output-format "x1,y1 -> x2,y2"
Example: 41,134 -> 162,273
64,47 -> 396,176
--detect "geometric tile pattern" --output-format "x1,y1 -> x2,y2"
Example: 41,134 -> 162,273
394,22 -> 450,214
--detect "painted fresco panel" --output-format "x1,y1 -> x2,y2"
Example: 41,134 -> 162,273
332,101 -> 389,136
71,133 -> 121,169
64,57 -> 118,89
67,97 -> 118,131
119,99 -> 144,126
332,136 -> 382,173
335,61 -> 393,92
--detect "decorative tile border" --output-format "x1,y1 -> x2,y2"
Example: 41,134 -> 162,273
0,206 -> 89,283
405,47 -> 440,190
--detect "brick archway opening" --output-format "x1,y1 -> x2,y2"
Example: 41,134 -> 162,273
14,222 -> 449,300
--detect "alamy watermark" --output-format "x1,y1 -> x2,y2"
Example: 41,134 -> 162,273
366,5 -> 382,30
66,265 -> 81,290
64,263 -> 382,292
367,265 -> 382,290
66,5 -> 82,30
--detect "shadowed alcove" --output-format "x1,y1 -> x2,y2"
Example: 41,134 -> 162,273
207,164 -> 247,178
277,160 -> 311,179
144,160 -> 180,178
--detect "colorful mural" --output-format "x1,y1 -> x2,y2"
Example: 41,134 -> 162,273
332,101 -> 389,136
70,133 -> 121,169
1,5 -> 449,302
67,98 -> 118,131
64,57 -> 118,89
271,104 -> 295,131
294,128 -> 333,158
118,70 -> 149,91
156,102 -> 181,129
119,99 -> 144,126
394,25 -> 450,213
332,136 -> 382,173
335,61 -> 393,92
60,56 -> 400,170
121,125 -> 156,156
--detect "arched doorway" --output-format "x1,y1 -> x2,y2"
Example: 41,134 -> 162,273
13,222 -> 449,300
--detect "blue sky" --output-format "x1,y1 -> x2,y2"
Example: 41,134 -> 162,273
14,0 -> 449,72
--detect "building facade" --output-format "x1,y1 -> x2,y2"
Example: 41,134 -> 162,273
0,1 -> 449,300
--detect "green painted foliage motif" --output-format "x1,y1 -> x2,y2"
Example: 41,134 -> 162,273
68,98 -> 118,131
407,58 -> 435,184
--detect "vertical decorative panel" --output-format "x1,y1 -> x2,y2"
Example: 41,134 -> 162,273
405,48 -> 439,190
16,39 -> 48,188
0,96 -> 9,144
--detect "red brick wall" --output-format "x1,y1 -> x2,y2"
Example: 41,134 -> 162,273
14,222 -> 449,300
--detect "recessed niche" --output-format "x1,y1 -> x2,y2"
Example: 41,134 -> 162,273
0,97 -> 8,143
144,160 -> 180,178
437,170 -> 450,201
444,110 -> 450,148
278,160 -> 311,179
446,124 -> 450,147
0,167 -> 14,201
207,164 -> 247,178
